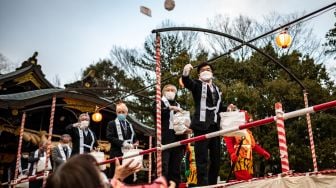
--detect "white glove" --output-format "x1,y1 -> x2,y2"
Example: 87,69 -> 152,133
169,106 -> 182,112
122,142 -> 133,149
183,64 -> 193,76
73,122 -> 81,127
227,104 -> 238,112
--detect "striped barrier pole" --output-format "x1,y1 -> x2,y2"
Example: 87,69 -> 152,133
98,100 -> 336,166
13,112 -> 26,188
42,95 -> 56,188
155,33 -> 162,177
275,102 -> 289,172
4,173 -> 47,186
148,136 -> 152,183
303,91 -> 318,172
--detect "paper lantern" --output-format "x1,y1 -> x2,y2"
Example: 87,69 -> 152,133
92,112 -> 102,122
275,29 -> 292,49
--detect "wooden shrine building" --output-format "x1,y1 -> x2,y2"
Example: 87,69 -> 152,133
0,53 -> 155,183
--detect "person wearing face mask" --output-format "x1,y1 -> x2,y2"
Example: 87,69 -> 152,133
27,141 -> 52,188
182,62 -> 225,186
66,112 -> 98,156
106,102 -> 138,183
52,134 -> 72,172
161,84 -> 190,185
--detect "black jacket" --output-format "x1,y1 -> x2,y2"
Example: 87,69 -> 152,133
106,119 -> 138,158
161,99 -> 187,144
182,75 -> 224,131
51,145 -> 70,171
65,124 -> 98,156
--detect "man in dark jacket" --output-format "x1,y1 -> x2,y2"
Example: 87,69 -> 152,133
27,141 -> 51,188
66,113 -> 98,156
51,134 -> 72,172
161,84 -> 190,185
106,102 -> 139,183
182,62 -> 224,186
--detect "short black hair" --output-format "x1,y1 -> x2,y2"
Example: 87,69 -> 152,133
197,62 -> 213,73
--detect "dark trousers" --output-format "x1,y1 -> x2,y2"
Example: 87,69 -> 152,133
193,126 -> 221,186
162,145 -> 184,185
29,178 -> 43,188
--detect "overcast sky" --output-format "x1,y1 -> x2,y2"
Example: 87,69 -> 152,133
0,0 -> 335,86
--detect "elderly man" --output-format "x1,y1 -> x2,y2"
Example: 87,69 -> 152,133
52,134 -> 72,171
66,113 -> 98,156
106,102 -> 138,182
161,84 -> 190,185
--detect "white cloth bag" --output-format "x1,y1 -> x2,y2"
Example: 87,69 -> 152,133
173,111 -> 191,135
90,151 -> 106,170
36,157 -> 52,172
122,149 -> 143,168
219,111 -> 248,137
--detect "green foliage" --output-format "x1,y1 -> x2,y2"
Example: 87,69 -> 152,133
81,59 -> 155,125
72,23 -> 336,178
324,11 -> 336,58
213,44 -> 336,177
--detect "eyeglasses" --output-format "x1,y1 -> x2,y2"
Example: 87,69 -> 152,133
117,111 -> 126,114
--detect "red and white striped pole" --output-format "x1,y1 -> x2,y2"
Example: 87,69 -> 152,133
155,33 -> 162,177
98,100 -> 336,166
303,91 -> 318,172
42,95 -> 57,188
3,173 -> 45,187
275,102 -> 289,172
148,136 -> 152,183
13,112 -> 26,187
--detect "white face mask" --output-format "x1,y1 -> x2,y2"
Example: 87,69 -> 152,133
80,120 -> 89,129
165,91 -> 176,100
200,71 -> 213,81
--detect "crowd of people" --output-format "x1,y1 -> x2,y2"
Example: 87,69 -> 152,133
12,62 -> 270,188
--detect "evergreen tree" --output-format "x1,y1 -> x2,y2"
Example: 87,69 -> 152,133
324,11 -> 336,58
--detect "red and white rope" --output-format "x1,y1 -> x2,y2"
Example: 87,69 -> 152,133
13,112 -> 26,186
275,102 -> 289,172
42,95 -> 56,188
155,33 -> 162,177
303,91 -> 318,172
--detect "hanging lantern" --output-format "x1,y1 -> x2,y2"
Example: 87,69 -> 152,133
92,106 -> 102,122
84,82 -> 91,88
275,28 -> 292,49
11,109 -> 18,116
92,112 -> 102,122
164,0 -> 175,11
